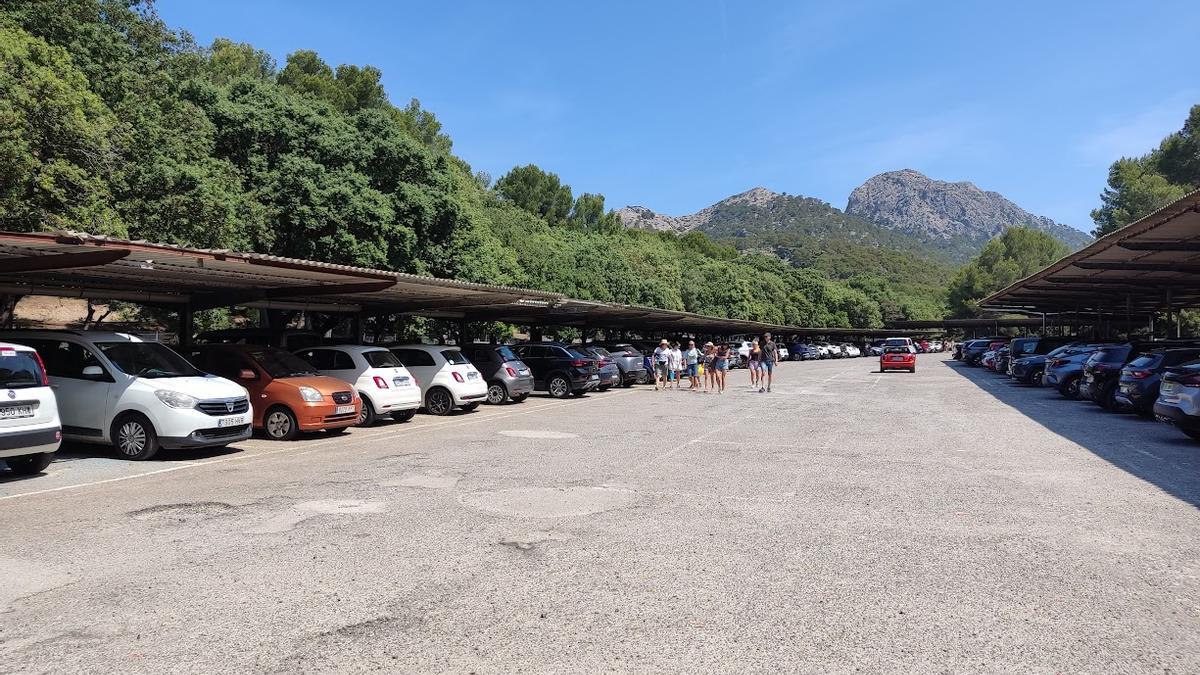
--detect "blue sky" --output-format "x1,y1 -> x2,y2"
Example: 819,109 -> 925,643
159,1 -> 1199,233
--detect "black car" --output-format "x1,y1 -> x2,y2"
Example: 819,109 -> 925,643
1005,336 -> 1074,376
1010,342 -> 1088,385
1081,341 -> 1200,409
512,342 -> 600,398
1113,348 -> 1200,416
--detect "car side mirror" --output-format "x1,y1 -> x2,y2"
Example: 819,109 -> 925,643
238,369 -> 258,380
81,365 -> 104,378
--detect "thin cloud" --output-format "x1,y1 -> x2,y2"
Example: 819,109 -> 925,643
1077,92 -> 1196,165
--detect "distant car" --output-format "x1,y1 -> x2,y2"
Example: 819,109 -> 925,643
791,343 -> 820,361
880,346 -> 916,373
960,339 -> 999,366
1155,363 -> 1200,441
1116,348 -> 1200,416
866,341 -> 885,357
463,344 -> 534,405
1044,346 -> 1109,399
843,344 -> 861,358
588,342 -> 646,386
581,346 -> 622,391
188,343 -> 357,441
388,345 -> 488,415
293,345 -> 421,425
513,342 -> 601,398
883,337 -> 917,355
0,342 -> 61,476
776,346 -> 789,362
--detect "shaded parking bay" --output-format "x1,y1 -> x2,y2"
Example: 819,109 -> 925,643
1,355 -> 1198,671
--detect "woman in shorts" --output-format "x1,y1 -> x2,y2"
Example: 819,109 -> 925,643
714,342 -> 730,393
747,337 -> 762,388
702,342 -> 716,392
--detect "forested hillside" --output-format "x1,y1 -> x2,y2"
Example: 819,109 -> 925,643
0,0 -> 949,328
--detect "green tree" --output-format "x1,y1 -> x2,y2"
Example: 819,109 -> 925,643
494,164 -> 573,225
946,227 -> 1069,317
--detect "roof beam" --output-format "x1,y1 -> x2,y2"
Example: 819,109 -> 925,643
0,249 -> 130,273
1073,261 -> 1200,272
191,280 -> 397,310
1117,241 -> 1200,252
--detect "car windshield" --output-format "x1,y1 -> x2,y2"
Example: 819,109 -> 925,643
441,349 -> 470,365
0,349 -> 43,389
248,347 -> 319,378
363,350 -> 403,368
97,342 -> 202,378
494,345 -> 519,362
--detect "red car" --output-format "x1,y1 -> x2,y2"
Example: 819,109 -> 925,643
880,347 -> 916,373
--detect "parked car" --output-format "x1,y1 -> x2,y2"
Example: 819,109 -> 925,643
880,346 -> 916,373
188,343 -> 357,440
1045,345 -> 1109,399
1011,343 -> 1087,385
1115,348 -> 1200,416
843,344 -> 861,358
1082,341 -> 1200,410
960,339 -> 997,366
463,344 -> 534,404
882,337 -> 917,355
388,345 -> 488,415
792,343 -> 820,361
1154,362 -> 1200,441
0,331 -> 251,460
588,343 -> 647,386
0,342 -> 61,476
725,347 -> 745,369
513,342 -> 600,398
866,341 -> 885,357
582,346 -> 622,391
293,345 -> 421,425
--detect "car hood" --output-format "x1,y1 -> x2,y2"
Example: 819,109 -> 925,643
273,375 -> 355,394
152,375 -> 246,399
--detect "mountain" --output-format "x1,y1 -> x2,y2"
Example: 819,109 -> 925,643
845,169 -> 1091,260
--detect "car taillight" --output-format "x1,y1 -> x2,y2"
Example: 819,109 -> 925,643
571,359 -> 587,367
1048,358 -> 1067,367
452,372 -> 465,383
1124,369 -> 1152,379
372,375 -> 389,389
30,349 -> 50,386
1178,374 -> 1200,387
505,366 -> 518,378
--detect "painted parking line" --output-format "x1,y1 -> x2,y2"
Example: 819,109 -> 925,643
0,388 -> 643,503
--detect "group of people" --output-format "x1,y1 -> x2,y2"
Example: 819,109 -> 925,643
651,333 -> 780,394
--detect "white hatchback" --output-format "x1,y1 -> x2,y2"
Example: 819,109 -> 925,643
0,342 -> 61,476
294,345 -> 421,426
388,345 -> 487,416
0,331 -> 251,460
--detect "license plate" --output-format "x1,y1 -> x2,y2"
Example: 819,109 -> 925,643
335,405 -> 355,414
393,376 -> 410,387
1083,374 -> 1093,383
467,372 -> 478,380
1119,384 -> 1133,393
217,415 -> 245,428
889,356 -> 902,361
0,405 -> 33,419
1162,382 -> 1178,394
519,368 -> 530,376
590,374 -> 599,380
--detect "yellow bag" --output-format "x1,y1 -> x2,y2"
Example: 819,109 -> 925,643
697,364 -> 704,376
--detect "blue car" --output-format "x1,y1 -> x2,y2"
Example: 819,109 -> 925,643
1044,345 -> 1109,399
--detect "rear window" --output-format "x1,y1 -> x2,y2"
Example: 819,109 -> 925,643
441,350 -> 470,365
883,338 -> 910,347
567,348 -> 591,360
494,346 -> 519,362
1011,339 -> 1037,356
363,350 -> 403,368
0,348 -> 44,389
1094,346 -> 1131,363
1126,353 -> 1162,369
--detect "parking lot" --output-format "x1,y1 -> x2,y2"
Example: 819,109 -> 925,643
2,354 -> 1199,672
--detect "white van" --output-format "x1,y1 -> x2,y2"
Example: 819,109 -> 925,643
0,331 -> 251,460
0,342 -> 61,476
294,345 -> 422,426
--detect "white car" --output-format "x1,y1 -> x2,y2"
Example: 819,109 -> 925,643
777,346 -> 789,361
0,331 -> 251,460
388,345 -> 488,416
736,341 -> 754,359
883,337 -> 917,354
844,344 -> 861,358
0,342 -> 61,476
294,345 -> 421,426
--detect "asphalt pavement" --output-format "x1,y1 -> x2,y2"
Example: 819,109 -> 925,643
2,354 -> 1198,673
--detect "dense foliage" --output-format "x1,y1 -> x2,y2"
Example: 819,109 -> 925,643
945,227 -> 1070,317
0,0 -> 949,330
1092,105 -> 1200,237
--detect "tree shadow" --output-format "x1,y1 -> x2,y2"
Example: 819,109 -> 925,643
944,360 -> 1200,508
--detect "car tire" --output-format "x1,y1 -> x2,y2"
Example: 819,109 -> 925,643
1183,428 -> 1200,442
391,409 -> 416,422
463,402 -> 481,412
327,426 -> 350,435
622,378 -> 634,388
1098,385 -> 1119,411
425,387 -> 455,416
1032,370 -> 1044,387
5,452 -> 53,475
486,381 -> 509,405
597,384 -> 610,392
263,406 -> 299,441
910,367 -> 916,373
1061,375 -> 1082,400
571,389 -> 586,397
357,395 -> 377,426
111,413 -> 160,460
635,370 -> 651,385
548,375 -> 571,399
512,393 -> 529,403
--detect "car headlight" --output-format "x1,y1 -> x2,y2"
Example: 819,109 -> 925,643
298,386 -> 324,403
155,389 -> 198,409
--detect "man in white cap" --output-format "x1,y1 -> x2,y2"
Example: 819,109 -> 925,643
652,338 -> 671,391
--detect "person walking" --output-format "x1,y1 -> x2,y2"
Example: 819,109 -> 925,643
759,332 -> 779,393
714,342 -> 730,393
684,340 -> 700,390
668,341 -> 684,390
702,342 -> 716,392
747,337 -> 762,389
652,339 -> 671,391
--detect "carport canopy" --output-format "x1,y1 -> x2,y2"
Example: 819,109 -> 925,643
982,190 -> 1200,314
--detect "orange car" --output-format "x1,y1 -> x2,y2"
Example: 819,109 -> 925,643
880,346 -> 917,373
187,344 -> 360,440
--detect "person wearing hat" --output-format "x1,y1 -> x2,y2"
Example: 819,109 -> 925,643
652,339 -> 671,391
702,341 -> 716,392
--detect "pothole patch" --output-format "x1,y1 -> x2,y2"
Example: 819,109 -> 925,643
127,501 -> 237,521
245,499 -> 386,534
498,430 -> 579,440
460,487 -> 636,518
498,530 -> 571,552
382,472 -> 460,490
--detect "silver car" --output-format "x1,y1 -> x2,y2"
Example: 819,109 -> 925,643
463,344 -> 535,404
583,347 -> 622,391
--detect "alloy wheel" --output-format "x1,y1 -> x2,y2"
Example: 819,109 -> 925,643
117,421 -> 147,457
427,390 -> 452,415
266,411 -> 292,439
487,383 -> 507,404
549,377 -> 570,398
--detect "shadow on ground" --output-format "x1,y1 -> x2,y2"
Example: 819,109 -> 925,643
944,359 -> 1200,508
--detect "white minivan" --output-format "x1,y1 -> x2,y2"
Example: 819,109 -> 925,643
294,345 -> 422,426
388,345 -> 488,416
0,342 -> 61,476
0,331 -> 252,460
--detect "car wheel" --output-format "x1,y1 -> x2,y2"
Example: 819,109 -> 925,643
597,384 -> 610,392
548,375 -> 571,399
112,413 -> 160,460
486,381 -> 508,405
511,393 -> 529,403
263,406 -> 299,441
635,370 -> 651,385
1062,375 -> 1082,400
5,452 -> 53,476
357,395 -> 376,426
391,409 -> 416,422
910,367 -> 916,373
1183,428 -> 1200,442
1098,386 -> 1119,411
622,378 -> 634,388
1032,370 -> 1044,387
571,389 -> 586,397
463,402 -> 481,412
425,387 -> 455,416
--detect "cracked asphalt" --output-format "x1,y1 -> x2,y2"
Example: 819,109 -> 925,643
2,354 -> 1199,673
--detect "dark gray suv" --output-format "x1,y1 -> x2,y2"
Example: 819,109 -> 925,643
463,344 -> 535,404
587,342 -> 646,387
